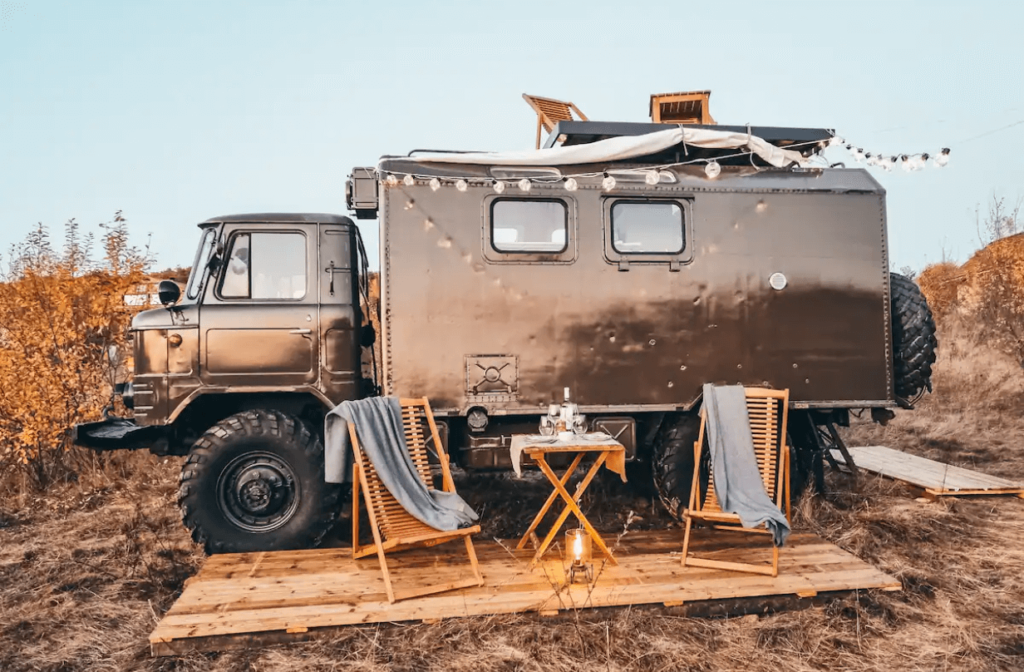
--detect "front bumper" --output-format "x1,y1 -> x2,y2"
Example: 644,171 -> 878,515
72,418 -> 164,452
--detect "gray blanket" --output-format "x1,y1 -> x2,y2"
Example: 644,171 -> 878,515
324,397 -> 478,532
702,384 -> 790,546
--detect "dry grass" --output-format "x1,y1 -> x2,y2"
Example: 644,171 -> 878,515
2,323 -> 1024,671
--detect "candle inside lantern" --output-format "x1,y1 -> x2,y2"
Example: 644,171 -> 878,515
565,528 -> 593,583
565,528 -> 592,566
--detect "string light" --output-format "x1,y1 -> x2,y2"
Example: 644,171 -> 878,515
831,136 -> 950,174
374,133 -> 957,195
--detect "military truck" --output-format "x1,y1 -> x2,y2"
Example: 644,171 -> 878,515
74,120 -> 937,554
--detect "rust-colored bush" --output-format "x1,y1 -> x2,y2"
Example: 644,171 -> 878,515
0,214 -> 149,488
917,261 -> 964,321
961,233 -> 1024,365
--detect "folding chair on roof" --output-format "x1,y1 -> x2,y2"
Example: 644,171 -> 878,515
681,387 -> 791,577
350,397 -> 483,603
522,93 -> 589,149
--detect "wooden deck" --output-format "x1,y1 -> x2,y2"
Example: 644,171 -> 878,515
838,446 -> 1024,498
151,530 -> 899,655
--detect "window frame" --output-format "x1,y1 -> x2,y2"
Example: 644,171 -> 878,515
185,227 -> 217,301
214,229 -> 310,302
602,197 -> 694,268
483,194 -> 577,265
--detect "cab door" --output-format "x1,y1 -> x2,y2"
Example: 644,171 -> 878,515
318,223 -> 361,403
200,224 -> 319,388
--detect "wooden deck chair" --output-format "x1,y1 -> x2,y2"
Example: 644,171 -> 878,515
681,388 -> 791,577
350,397 -> 483,603
522,93 -> 589,149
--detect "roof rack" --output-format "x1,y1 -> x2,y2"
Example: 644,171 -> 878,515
544,120 -> 833,156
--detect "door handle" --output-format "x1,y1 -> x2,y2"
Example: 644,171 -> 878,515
290,328 -> 312,335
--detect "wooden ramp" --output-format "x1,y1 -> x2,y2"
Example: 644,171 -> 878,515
150,530 -> 898,655
837,446 -> 1024,498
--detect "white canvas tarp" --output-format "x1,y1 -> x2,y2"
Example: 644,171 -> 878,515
405,127 -> 810,169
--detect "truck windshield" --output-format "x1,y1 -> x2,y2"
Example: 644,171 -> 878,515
186,228 -> 216,300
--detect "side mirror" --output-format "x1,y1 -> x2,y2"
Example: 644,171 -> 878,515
158,280 -> 181,307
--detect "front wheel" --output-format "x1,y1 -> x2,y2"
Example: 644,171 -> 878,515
178,409 -> 342,554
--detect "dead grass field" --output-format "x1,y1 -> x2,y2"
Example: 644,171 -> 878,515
2,323 -> 1023,672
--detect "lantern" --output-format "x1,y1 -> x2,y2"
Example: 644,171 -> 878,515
565,528 -> 593,583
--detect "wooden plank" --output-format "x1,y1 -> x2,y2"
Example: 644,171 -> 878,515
834,446 -> 1024,496
151,529 -> 899,655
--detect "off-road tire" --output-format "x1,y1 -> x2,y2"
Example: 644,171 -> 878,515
178,409 -> 341,554
890,272 -> 938,399
652,413 -> 701,521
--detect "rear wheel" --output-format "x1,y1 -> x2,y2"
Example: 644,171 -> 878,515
890,272 -> 938,400
651,413 -> 701,521
178,409 -> 341,554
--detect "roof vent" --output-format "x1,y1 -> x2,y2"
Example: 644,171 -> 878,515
649,90 -> 715,125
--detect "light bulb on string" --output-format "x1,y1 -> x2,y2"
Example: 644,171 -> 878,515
429,178 -> 441,191
829,136 -> 845,147
456,179 -> 468,192
645,170 -> 660,185
403,174 -> 415,186
704,161 -> 721,179
385,174 -> 398,187
601,173 -> 616,190
564,177 -> 578,191
900,155 -> 912,172
518,178 -> 531,192
853,148 -> 865,162
493,180 -> 506,194
934,148 -> 950,168
914,154 -> 929,170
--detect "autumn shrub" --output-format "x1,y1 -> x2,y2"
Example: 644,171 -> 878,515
916,261 -> 963,322
0,213 -> 149,490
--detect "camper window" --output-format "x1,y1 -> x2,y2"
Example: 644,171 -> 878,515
218,232 -> 307,300
611,201 -> 684,254
491,199 -> 568,253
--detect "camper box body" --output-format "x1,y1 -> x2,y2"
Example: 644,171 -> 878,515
375,158 -> 893,467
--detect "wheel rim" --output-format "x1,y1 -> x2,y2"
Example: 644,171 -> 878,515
216,451 -> 300,533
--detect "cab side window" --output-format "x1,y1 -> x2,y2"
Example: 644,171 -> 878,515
219,232 -> 307,300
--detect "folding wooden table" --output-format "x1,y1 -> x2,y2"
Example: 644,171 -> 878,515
510,434 -> 627,568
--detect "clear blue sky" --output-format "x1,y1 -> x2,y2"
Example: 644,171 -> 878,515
1,0 -> 1021,272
